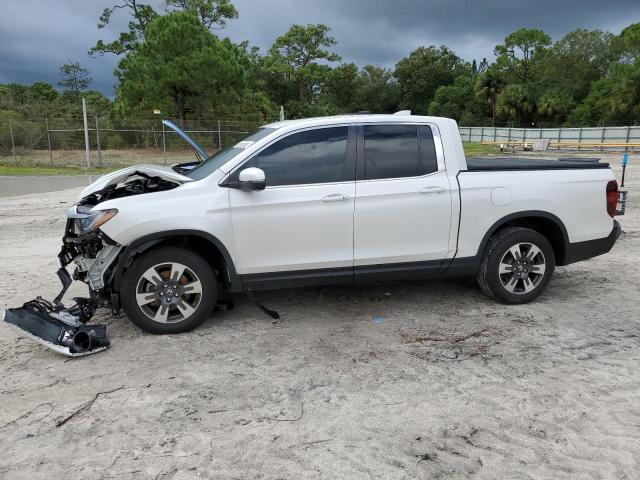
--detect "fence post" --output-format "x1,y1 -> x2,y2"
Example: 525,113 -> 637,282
9,120 -> 17,165
468,128 -> 471,142
625,125 -> 631,152
95,114 -> 102,167
82,97 -> 91,169
162,121 -> 167,165
578,127 -> 583,151
557,128 -> 561,150
493,126 -> 497,142
45,117 -> 53,164
217,119 -> 222,150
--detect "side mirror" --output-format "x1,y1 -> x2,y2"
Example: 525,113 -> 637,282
237,167 -> 266,191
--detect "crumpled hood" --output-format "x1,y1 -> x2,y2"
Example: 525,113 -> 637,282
78,164 -> 193,200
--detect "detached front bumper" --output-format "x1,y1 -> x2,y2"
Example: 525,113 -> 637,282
3,217 -> 122,357
4,297 -> 109,357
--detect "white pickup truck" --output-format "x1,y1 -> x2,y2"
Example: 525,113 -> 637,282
5,113 -> 624,355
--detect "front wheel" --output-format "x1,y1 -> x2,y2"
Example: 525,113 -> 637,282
120,247 -> 217,334
476,227 -> 555,304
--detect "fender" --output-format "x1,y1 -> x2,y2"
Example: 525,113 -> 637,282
473,210 -> 570,265
109,229 -> 241,293
444,210 -> 571,274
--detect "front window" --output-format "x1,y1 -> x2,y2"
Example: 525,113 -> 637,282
255,127 -> 349,186
184,128 -> 276,180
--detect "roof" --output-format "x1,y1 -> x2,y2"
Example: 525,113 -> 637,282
262,114 -> 453,131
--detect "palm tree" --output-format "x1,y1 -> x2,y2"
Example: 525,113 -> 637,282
475,69 -> 505,126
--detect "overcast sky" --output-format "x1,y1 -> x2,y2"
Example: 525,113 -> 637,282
1,0 -> 639,97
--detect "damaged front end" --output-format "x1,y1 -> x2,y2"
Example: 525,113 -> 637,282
5,173 -> 183,357
4,139 -> 196,357
4,208 -> 123,356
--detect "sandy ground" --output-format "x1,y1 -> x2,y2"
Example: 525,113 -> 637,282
0,159 -> 639,479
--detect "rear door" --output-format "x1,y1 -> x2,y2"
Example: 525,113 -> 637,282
353,123 -> 452,274
227,125 -> 356,277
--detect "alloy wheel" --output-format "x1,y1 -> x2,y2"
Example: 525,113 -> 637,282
498,242 -> 546,294
135,262 -> 203,323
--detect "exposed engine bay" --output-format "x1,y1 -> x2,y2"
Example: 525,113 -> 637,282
4,171 -> 184,357
78,172 -> 180,207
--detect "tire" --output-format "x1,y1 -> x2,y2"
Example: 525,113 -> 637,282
120,247 -> 217,334
476,227 -> 555,304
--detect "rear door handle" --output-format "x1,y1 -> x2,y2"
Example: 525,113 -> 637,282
321,193 -> 350,202
419,186 -> 447,195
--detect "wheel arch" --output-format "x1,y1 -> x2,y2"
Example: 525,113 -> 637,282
110,230 -> 241,293
476,211 -> 570,266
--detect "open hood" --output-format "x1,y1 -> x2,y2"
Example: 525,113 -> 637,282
162,119 -> 209,162
78,164 -> 194,200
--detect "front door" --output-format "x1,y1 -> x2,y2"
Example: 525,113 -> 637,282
228,126 -> 356,278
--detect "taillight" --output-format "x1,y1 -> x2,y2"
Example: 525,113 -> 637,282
606,180 -> 618,218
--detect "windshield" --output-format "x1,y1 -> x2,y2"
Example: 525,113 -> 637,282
184,127 -> 276,180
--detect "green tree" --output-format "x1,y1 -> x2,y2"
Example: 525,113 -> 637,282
164,0 -> 238,29
324,64 -> 399,113
29,82 -> 59,103
429,75 -> 482,123
494,28 -> 551,83
537,29 -> 615,102
323,63 -> 358,111
114,11 -> 245,124
567,62 -> 640,126
394,46 -> 468,115
475,67 -> 506,126
353,65 -> 399,113
496,84 -> 535,126
537,90 -> 574,125
90,1 -> 158,56
615,22 -> 640,63
269,24 -> 341,107
58,61 -> 92,98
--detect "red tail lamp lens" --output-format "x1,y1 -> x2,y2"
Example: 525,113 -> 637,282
606,180 -> 618,218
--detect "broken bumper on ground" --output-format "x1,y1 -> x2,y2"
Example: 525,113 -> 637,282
4,298 -> 109,357
3,212 -> 122,357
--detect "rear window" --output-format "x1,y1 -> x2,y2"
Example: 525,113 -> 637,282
363,124 -> 439,180
364,125 -> 418,180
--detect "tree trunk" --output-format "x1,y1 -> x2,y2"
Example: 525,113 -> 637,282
491,96 -> 497,127
299,74 -> 305,104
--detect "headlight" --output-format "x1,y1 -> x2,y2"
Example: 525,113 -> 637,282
76,208 -> 118,233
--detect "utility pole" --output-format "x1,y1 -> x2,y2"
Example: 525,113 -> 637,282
45,117 -> 53,164
162,121 -> 167,165
95,114 -> 102,167
9,120 -> 17,165
82,97 -> 91,169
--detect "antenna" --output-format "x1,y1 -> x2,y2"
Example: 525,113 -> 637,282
393,110 -> 412,116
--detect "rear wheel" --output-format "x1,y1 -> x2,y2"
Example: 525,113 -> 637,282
476,227 -> 555,304
121,247 -> 217,334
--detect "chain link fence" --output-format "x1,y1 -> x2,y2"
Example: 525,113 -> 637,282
4,118 -> 640,169
0,116 -> 264,168
459,125 -> 640,151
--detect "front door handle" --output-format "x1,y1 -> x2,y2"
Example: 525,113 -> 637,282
321,193 -> 350,202
419,186 -> 447,195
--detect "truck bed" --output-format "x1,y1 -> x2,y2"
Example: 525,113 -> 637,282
466,156 -> 609,171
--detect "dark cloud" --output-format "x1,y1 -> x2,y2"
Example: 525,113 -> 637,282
1,0 -> 639,97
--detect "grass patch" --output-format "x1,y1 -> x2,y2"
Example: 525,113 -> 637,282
0,164 -> 116,176
463,142 -> 498,157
